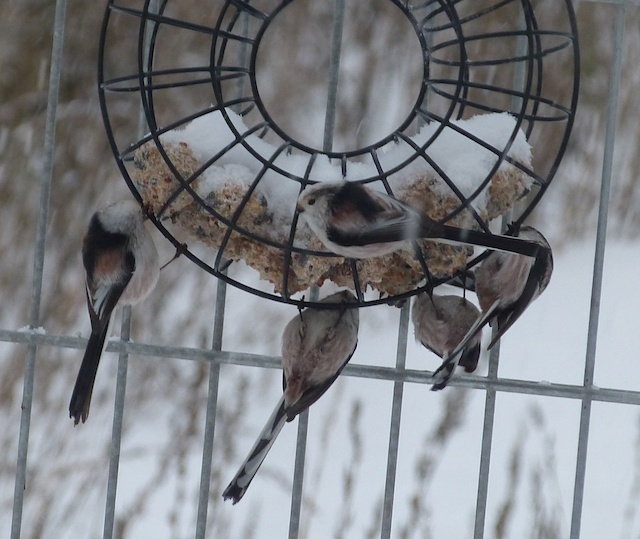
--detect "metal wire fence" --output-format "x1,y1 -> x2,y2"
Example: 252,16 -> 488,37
5,0 -> 640,538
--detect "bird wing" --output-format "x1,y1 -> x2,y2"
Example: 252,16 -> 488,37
486,253 -> 548,349
459,340 -> 481,373
327,184 -> 543,257
86,247 -> 135,331
327,187 -> 425,247
417,339 -> 444,359
284,343 -> 356,420
70,248 -> 134,425
283,306 -> 358,419
430,299 -> 499,390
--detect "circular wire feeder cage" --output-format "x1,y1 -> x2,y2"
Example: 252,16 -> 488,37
98,0 -> 579,308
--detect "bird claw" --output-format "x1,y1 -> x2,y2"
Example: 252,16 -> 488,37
160,243 -> 188,270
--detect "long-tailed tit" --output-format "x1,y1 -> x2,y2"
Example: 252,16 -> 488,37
69,200 -> 160,425
475,225 -> 553,349
412,293 -> 482,390
222,290 -> 359,504
296,181 -> 543,259
428,226 -> 552,389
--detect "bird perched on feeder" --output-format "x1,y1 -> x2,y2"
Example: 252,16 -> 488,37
474,225 -> 553,349
296,181 -> 544,259
223,290 -> 359,504
69,199 -> 159,425
429,226 -> 553,389
412,292 -> 483,391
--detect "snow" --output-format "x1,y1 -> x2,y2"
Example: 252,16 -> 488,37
105,237 -> 639,539
159,109 -> 531,236
6,133 -> 633,539
16,325 -> 46,334
4,154 -> 635,539
5,239 -> 631,539
381,112 -> 532,196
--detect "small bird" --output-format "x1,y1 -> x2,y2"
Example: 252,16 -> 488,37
222,290 -> 359,504
474,225 -> 553,349
412,293 -> 483,391
429,226 -> 553,389
296,181 -> 543,259
69,200 -> 160,425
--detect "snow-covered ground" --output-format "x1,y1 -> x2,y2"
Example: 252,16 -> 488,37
31,237 -> 635,539
209,238 -> 639,539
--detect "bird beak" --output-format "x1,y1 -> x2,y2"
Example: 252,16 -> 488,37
296,202 -> 305,213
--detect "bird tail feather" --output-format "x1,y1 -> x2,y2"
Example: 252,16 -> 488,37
437,225 -> 544,258
222,397 -> 288,504
430,300 -> 500,390
69,319 -> 112,425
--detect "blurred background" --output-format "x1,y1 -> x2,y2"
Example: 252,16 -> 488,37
0,1 -> 639,537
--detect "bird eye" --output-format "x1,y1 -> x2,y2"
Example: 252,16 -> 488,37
307,198 -> 316,206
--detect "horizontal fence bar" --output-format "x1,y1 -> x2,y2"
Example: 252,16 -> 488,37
5,328 -> 640,406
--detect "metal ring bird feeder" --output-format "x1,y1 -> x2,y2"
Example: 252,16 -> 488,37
98,0 -> 579,307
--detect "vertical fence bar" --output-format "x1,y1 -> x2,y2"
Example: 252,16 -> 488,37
323,0 -> 345,153
287,2 -> 347,534
10,0 -> 68,537
197,7 -> 248,535
472,3 -> 528,535
233,11 -> 250,106
103,308 -> 132,539
380,303 -> 410,539
196,6 -> 249,535
288,287 -> 319,537
103,2 -> 161,534
569,3 -> 625,537
472,342 -> 500,539
195,276 -> 226,538
288,410 -> 309,539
